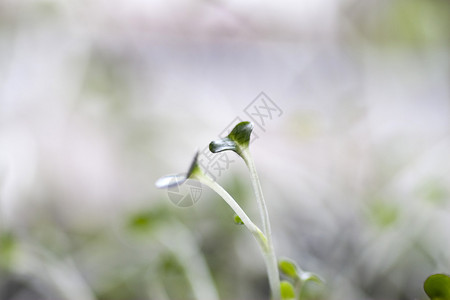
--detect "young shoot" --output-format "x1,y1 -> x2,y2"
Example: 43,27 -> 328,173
209,121 -> 280,299
155,152 -> 269,261
156,121 -> 321,300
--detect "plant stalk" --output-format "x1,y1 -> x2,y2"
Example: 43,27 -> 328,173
240,149 -> 281,300
195,175 -> 268,252
195,172 -> 280,300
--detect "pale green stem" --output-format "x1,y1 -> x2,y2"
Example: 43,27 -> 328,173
240,148 -> 280,300
195,173 -> 280,300
195,174 -> 268,252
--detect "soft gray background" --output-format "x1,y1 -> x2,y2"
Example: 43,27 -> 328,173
1,0 -> 449,299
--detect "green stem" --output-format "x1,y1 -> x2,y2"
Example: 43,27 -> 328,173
195,171 -> 280,300
195,174 -> 268,252
240,149 -> 281,300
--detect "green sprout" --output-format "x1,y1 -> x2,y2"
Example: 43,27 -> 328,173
156,121 -> 319,300
209,121 -> 280,299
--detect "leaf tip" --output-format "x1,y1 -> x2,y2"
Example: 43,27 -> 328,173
155,152 -> 202,189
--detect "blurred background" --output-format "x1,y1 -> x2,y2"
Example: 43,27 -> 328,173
0,0 -> 449,299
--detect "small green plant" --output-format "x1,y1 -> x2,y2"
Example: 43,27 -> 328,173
156,121 -> 322,300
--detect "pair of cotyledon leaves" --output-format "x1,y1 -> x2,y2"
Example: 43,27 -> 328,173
155,121 -> 253,189
278,259 -> 324,300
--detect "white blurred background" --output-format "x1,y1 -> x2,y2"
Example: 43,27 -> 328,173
0,0 -> 449,299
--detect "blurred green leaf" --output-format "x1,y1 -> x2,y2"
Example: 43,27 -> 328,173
0,232 -> 17,269
129,213 -> 154,229
370,0 -> 450,47
419,180 -> 448,206
279,259 -> 299,280
369,200 -> 398,229
159,254 -> 184,274
299,278 -> 327,300
157,254 -> 194,300
127,207 -> 169,232
280,280 -> 296,300
424,274 -> 450,300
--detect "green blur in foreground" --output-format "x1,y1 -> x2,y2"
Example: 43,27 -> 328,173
424,274 -> 450,300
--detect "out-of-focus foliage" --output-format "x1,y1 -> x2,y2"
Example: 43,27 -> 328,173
280,280 -> 296,300
424,274 -> 450,300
